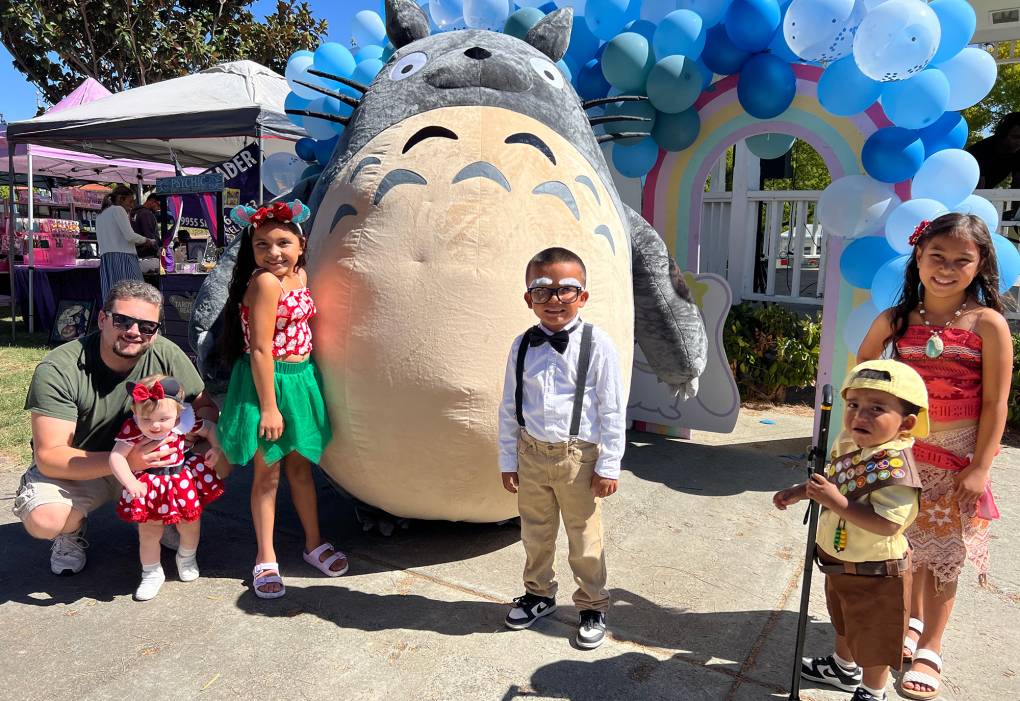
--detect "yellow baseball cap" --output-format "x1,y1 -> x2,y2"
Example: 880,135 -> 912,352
841,359 -> 930,438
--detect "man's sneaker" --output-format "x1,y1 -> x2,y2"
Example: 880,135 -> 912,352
50,521 -> 88,575
801,654 -> 862,692
504,593 -> 556,630
159,526 -> 180,551
576,609 -> 607,649
851,687 -> 887,701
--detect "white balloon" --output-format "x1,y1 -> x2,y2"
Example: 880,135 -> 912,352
783,0 -> 861,64
262,152 -> 308,197
852,0 -> 940,82
817,174 -> 901,238
843,299 -> 880,355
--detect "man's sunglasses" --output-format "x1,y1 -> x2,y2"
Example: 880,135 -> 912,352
110,312 -> 161,336
527,286 -> 583,304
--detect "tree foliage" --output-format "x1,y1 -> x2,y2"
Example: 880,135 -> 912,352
0,0 -> 327,106
963,48 -> 1020,144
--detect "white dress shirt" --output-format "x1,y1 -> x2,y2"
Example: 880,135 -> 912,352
498,316 -> 626,479
97,205 -> 148,255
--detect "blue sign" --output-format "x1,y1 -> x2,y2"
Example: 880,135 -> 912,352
155,173 -> 225,196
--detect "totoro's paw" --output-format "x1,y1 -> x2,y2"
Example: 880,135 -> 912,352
353,504 -> 410,536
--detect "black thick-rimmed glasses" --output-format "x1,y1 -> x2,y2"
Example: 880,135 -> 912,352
110,312 -> 161,337
527,286 -> 583,304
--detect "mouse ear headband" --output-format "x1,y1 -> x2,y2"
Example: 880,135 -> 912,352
229,199 -> 310,234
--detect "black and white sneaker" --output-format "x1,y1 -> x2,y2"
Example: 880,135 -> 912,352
504,593 -> 556,630
576,609 -> 607,649
850,687 -> 886,701
801,654 -> 862,692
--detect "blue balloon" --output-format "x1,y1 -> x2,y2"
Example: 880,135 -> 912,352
641,0 -> 680,23
840,236 -> 899,289
647,56 -> 703,114
284,93 -> 311,128
613,137 -> 660,178
676,0 -> 733,28
767,17 -> 801,64
870,254 -> 910,310
430,0 -> 465,29
556,58 -> 572,83
701,25 -> 750,75
724,0 -> 781,53
911,148 -> 979,208
861,127 -> 925,183
746,133 -> 795,160
295,137 -> 317,162
464,0 -> 511,30
918,112 -> 968,157
568,15 -> 601,63
818,56 -> 882,116
355,45 -> 386,63
938,47 -> 997,112
601,98 -> 656,144
286,50 -> 319,100
304,97 -> 342,140
353,58 -> 385,85
314,43 -> 357,84
314,135 -> 340,167
577,59 -> 612,100
992,233 -> 1020,293
737,53 -> 795,119
352,10 -> 387,47
930,0 -> 976,64
694,58 -> 714,89
653,10 -> 706,60
955,194 -> 999,233
881,69 -> 950,130
853,0 -> 940,82
504,8 -> 544,39
652,107 -> 701,151
623,19 -> 658,43
586,0 -> 641,41
602,32 -> 656,92
885,198 -> 948,254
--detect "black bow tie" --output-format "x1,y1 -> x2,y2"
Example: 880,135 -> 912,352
528,326 -> 573,354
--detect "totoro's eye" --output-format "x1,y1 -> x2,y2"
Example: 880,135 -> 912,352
390,52 -> 428,81
529,57 -> 564,89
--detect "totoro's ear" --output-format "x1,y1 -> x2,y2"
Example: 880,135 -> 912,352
525,8 -> 573,63
385,0 -> 431,49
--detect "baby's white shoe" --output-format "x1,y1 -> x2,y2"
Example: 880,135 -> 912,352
135,564 -> 165,601
176,549 -> 200,582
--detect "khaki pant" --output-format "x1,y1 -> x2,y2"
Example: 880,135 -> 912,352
517,430 -> 609,612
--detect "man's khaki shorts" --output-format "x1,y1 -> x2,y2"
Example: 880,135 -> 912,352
12,466 -> 121,522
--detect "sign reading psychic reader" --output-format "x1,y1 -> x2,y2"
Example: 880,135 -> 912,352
155,173 -> 225,196
174,145 -> 266,240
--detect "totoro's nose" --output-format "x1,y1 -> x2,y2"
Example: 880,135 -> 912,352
463,46 -> 491,60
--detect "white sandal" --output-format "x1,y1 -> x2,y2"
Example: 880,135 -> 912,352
302,542 -> 349,577
900,648 -> 942,700
252,562 -> 285,599
903,617 -> 924,662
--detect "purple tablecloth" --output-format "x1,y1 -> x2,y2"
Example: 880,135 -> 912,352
13,265 -> 103,331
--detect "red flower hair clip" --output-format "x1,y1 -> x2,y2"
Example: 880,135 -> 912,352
908,220 -> 930,247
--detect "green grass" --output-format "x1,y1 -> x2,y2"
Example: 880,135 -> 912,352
0,315 -> 49,465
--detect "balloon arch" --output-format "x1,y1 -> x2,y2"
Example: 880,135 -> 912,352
283,0 -> 1020,425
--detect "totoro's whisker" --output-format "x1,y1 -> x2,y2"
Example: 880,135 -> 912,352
596,132 -> 652,144
294,80 -> 362,109
582,95 -> 650,110
588,115 -> 652,127
307,69 -> 369,94
286,109 -> 350,126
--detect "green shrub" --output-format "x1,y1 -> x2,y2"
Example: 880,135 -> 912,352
723,302 -> 822,403
1009,333 -> 1020,431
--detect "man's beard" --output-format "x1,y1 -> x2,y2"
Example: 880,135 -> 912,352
112,338 -> 149,358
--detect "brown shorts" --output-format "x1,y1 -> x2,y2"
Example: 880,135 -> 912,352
821,550 -> 912,670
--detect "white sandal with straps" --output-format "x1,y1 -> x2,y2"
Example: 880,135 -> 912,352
900,648 -> 942,700
903,617 -> 924,662
302,542 -> 349,577
252,562 -> 286,599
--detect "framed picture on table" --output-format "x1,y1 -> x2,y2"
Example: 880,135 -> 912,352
49,299 -> 94,346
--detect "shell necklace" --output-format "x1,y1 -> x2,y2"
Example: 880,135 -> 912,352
918,298 -> 966,358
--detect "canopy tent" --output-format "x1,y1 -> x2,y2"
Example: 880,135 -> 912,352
5,61 -> 306,167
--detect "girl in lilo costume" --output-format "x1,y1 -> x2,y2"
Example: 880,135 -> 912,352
858,213 -> 1013,699
218,200 -> 345,599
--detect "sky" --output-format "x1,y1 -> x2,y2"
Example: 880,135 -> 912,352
0,0 -> 381,124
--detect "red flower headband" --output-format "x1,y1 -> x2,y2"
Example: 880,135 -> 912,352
127,378 -> 182,404
908,220 -> 930,247
230,199 -> 310,231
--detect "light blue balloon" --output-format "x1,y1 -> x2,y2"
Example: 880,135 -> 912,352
817,175 -> 901,237
602,32 -> 656,92
577,58 -> 612,99
870,254 -> 910,310
724,0 -> 781,53
853,0 -> 941,82
885,198 -> 948,254
843,299 -> 881,354
911,149 -> 979,208
586,0 -> 641,41
464,0 -> 511,30
355,45 -> 386,63
676,0 -> 733,28
304,97 -> 342,140
284,92 -> 311,128
955,195 -> 1000,234
746,133 -> 795,160
930,0 -> 976,64
818,56 -> 881,116
840,236 -> 898,289
737,53 -> 795,119
601,99 -> 656,144
613,137 -> 660,178
768,15 -> 801,64
504,7 -> 544,39
652,107 -> 701,151
992,233 -> 1020,293
701,24 -> 750,75
881,68 -> 950,130
918,112 -> 968,157
313,43 -> 357,89
430,0 -> 466,29
783,0 -> 860,64
647,56 -> 703,114
862,127 -> 925,183
556,58 -> 572,82
641,0 -> 681,23
352,58 -> 384,86
352,10 -> 388,47
653,10 -> 706,60
286,51 -> 319,99
938,47 -> 998,112
623,19 -> 658,43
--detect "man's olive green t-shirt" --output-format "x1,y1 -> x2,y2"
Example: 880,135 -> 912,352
24,332 -> 204,453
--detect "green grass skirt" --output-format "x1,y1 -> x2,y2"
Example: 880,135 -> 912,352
217,355 -> 332,467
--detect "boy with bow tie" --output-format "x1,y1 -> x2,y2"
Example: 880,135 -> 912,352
498,247 -> 626,650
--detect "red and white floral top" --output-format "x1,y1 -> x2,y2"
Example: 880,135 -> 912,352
114,406 -> 201,468
240,286 -> 317,358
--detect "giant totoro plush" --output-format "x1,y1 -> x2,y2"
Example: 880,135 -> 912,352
192,0 -> 707,523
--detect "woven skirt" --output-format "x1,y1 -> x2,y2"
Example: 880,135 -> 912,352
217,355 -> 332,467
99,252 -> 144,302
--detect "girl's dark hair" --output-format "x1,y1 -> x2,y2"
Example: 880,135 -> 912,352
219,221 -> 308,365
888,212 -> 1004,346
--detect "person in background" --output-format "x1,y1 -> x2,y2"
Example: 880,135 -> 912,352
130,194 -> 163,251
97,186 -> 148,301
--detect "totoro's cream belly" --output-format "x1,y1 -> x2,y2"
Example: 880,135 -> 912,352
307,107 -> 633,521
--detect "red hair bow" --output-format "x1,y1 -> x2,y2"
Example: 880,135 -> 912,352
908,220 -> 930,247
131,382 -> 165,403
249,201 -> 295,228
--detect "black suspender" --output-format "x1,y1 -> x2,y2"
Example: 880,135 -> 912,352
514,323 -> 594,438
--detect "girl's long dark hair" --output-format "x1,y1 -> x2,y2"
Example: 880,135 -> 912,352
888,212 -> 1004,346
218,222 -> 308,366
